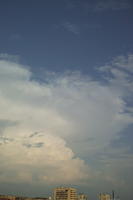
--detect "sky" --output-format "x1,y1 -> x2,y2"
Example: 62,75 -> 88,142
0,0 -> 133,200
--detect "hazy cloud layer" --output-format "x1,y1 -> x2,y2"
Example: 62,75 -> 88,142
0,53 -> 20,63
65,0 -> 131,14
93,0 -> 131,11
0,55 -> 133,194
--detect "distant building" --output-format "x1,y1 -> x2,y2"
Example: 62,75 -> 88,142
78,194 -> 87,200
0,195 -> 16,200
99,194 -> 111,200
54,187 -> 77,200
34,198 -> 49,200
15,197 -> 27,200
0,196 -> 49,200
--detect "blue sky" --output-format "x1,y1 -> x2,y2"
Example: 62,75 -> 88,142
0,0 -> 133,73
0,1 -> 133,200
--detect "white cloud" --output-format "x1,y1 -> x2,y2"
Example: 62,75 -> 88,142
0,55 -> 133,188
62,22 -> 80,35
0,133 -> 89,184
112,54 -> 133,73
98,54 -> 133,96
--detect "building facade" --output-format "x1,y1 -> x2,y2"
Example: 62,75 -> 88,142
99,194 -> 111,200
54,187 -> 77,200
78,194 -> 87,200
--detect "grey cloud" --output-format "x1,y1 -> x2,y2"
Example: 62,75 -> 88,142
110,124 -> 133,154
0,53 -> 20,63
29,132 -> 41,138
65,0 -> 131,13
23,142 -> 44,148
0,119 -> 18,134
93,0 -> 131,11
0,137 -> 14,145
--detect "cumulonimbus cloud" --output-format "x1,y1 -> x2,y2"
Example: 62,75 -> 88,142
0,54 -> 133,187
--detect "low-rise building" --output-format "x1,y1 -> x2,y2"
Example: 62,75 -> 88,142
0,195 -> 16,200
99,194 -> 111,200
78,194 -> 87,200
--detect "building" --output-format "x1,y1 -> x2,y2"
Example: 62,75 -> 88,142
0,195 -> 16,200
0,195 -> 49,200
54,187 -> 77,200
99,194 -> 111,200
78,194 -> 87,200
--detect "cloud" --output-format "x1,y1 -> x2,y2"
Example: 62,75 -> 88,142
0,54 -> 133,195
62,21 -> 80,35
93,0 -> 131,12
0,132 -> 89,184
0,53 -> 20,63
0,60 -> 91,185
53,21 -> 80,36
0,119 -> 17,134
64,0 -> 131,14
98,54 -> 133,97
111,54 -> 133,73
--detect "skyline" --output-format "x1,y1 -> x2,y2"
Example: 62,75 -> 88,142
0,1 -> 133,200
0,187 -> 115,200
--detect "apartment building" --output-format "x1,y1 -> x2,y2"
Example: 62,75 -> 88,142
54,187 -> 77,200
